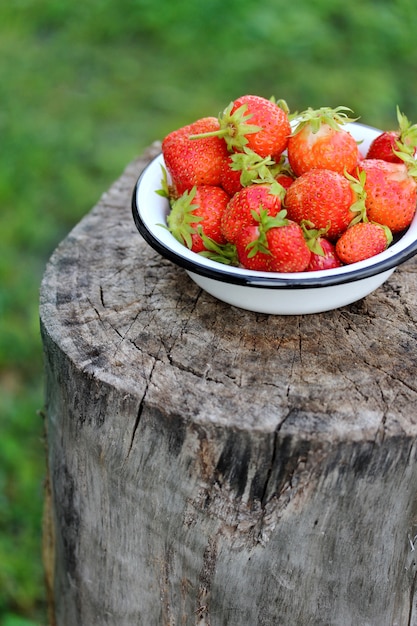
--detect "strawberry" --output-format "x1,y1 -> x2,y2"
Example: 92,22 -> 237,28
235,209 -> 311,272
301,223 -> 342,270
287,106 -> 360,176
335,222 -> 392,264
166,185 -> 230,253
366,107 -> 417,163
189,95 -> 291,159
357,159 -> 417,233
219,156 -> 243,196
275,172 -> 295,190
307,237 -> 342,270
162,117 -> 229,196
284,168 -> 358,240
221,182 -> 285,244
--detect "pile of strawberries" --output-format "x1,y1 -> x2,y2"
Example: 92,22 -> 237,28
159,95 -> 417,272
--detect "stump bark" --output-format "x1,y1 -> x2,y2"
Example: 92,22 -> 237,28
40,142 -> 417,626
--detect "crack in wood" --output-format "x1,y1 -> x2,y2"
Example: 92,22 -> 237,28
408,568 -> 417,626
126,358 -> 157,458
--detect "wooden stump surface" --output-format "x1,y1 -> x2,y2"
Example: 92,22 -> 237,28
40,142 -> 417,626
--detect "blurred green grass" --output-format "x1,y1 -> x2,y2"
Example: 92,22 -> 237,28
1,0 -> 417,622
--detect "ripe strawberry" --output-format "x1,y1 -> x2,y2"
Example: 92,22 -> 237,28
162,117 -> 229,196
287,106 -> 360,176
166,185 -> 230,253
189,95 -> 291,159
235,209 -> 311,272
366,107 -> 417,163
284,168 -> 358,240
219,156 -> 243,196
335,222 -> 392,264
301,223 -> 342,270
275,172 -> 295,190
307,237 -> 342,270
357,159 -> 417,233
221,182 -> 285,244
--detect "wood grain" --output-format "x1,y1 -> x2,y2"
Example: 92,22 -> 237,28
40,142 -> 417,625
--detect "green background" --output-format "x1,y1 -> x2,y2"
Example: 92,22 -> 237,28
1,0 -> 417,622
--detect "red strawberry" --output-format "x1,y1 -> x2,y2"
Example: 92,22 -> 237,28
166,185 -> 230,253
307,237 -> 342,270
275,172 -> 295,190
189,95 -> 291,159
357,159 -> 417,233
335,222 -> 392,264
162,117 -> 229,196
235,209 -> 311,272
366,107 -> 417,163
221,182 -> 285,244
220,156 -> 243,196
284,169 -> 358,240
287,106 -> 360,176
301,223 -> 342,270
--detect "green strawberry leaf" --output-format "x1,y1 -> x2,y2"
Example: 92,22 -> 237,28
229,148 -> 277,186
345,169 -> 368,225
198,232 -> 239,265
155,165 -> 171,198
166,186 -> 202,249
245,207 -> 288,258
300,220 -> 328,256
292,105 -> 359,135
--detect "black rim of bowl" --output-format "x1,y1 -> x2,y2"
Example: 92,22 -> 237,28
131,155 -> 417,290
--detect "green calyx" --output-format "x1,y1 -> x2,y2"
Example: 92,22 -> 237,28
377,222 -> 393,247
392,106 -> 417,177
188,101 -> 262,152
345,169 -> 368,226
396,105 -> 417,149
300,221 -> 329,256
292,105 -> 359,136
198,232 -> 239,265
166,186 -> 202,248
228,149 -> 291,196
246,207 -> 288,258
229,147 -> 277,185
156,165 -> 172,199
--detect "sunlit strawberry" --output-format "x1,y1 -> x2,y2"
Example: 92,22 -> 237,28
162,117 -> 229,196
301,223 -> 342,270
357,158 -> 417,233
335,221 -> 392,264
287,106 -> 360,176
221,182 -> 285,244
284,168 -> 358,240
366,106 -> 417,163
235,208 -> 311,272
166,185 -> 230,253
189,95 -> 291,159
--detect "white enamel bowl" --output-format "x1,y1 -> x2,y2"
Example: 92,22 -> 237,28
132,123 -> 417,315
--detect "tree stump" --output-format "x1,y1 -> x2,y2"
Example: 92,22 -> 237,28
40,142 -> 417,626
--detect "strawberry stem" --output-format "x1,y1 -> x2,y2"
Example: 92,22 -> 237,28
189,101 -> 262,152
